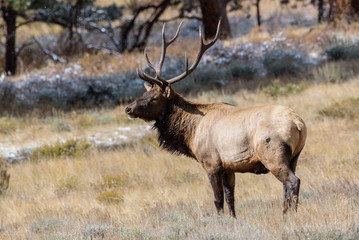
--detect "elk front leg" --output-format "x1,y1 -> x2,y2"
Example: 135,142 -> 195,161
208,168 -> 224,214
223,172 -> 236,217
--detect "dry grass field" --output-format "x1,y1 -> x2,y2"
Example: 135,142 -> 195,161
1,2 -> 359,238
0,75 -> 358,239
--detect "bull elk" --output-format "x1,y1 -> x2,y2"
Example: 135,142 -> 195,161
125,21 -> 307,217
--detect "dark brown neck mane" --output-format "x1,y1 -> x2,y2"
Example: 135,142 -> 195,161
154,93 -> 205,158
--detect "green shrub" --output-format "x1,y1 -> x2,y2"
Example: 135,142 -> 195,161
95,191 -> 123,204
319,97 -> 359,119
229,65 -> 257,79
326,45 -> 359,61
73,113 -> 100,129
118,227 -> 146,239
263,50 -> 307,76
262,79 -> 307,97
97,174 -> 127,191
82,224 -> 116,239
52,119 -> 71,132
30,139 -> 91,162
30,218 -> 68,233
312,62 -> 354,83
57,175 -> 79,191
93,174 -> 126,204
0,117 -> 24,134
0,157 -> 7,168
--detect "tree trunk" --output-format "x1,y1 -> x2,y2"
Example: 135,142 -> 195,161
198,0 -> 231,39
256,0 -> 261,26
318,0 -> 324,22
1,3 -> 17,75
351,0 -> 359,14
68,0 -> 84,54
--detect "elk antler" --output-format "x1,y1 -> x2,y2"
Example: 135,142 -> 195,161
137,20 -> 221,86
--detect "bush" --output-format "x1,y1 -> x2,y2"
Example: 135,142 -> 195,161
52,119 -> 71,132
262,79 -> 307,97
96,174 -> 127,191
229,64 -> 257,79
312,62 -> 354,83
322,35 -> 359,61
263,50 -> 307,76
325,45 -> 359,61
0,117 -> 24,134
57,175 -> 80,191
30,139 -> 91,162
95,191 -> 123,204
319,97 -> 359,119
82,224 -> 116,240
30,218 -> 68,234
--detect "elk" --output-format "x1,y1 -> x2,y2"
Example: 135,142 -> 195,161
125,21 -> 307,217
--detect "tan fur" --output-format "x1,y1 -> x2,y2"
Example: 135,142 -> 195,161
191,102 -> 306,173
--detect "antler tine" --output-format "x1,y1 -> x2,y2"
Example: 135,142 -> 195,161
167,20 -> 221,85
136,20 -> 220,86
137,66 -> 163,86
157,21 -> 184,78
144,48 -> 157,73
167,21 -> 184,45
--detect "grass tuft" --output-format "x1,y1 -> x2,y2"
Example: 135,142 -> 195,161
0,117 -> 24,134
312,62 -> 354,83
319,97 -> 359,119
57,175 -> 80,191
30,139 -> 91,162
165,171 -> 200,186
262,79 -> 307,97
96,174 -> 127,191
95,191 -> 123,204
52,119 -> 71,132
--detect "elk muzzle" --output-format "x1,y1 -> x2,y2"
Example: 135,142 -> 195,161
125,102 -> 137,118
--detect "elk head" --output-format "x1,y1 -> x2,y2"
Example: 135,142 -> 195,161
125,21 -> 221,121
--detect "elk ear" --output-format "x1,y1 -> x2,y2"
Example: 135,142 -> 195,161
144,82 -> 152,91
164,86 -> 173,98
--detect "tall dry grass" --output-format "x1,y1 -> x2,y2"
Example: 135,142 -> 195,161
0,76 -> 358,239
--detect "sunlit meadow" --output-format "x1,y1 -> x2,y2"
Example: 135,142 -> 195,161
1,1 -> 359,239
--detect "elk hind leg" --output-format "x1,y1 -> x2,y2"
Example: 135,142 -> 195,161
264,143 -> 301,213
223,172 -> 236,217
271,166 -> 300,213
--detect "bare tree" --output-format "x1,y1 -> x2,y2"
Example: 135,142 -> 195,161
1,0 -> 17,75
198,0 -> 231,39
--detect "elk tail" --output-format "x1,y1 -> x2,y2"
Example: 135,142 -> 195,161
294,118 -> 305,132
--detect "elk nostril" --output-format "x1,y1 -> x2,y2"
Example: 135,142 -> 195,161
125,107 -> 131,114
